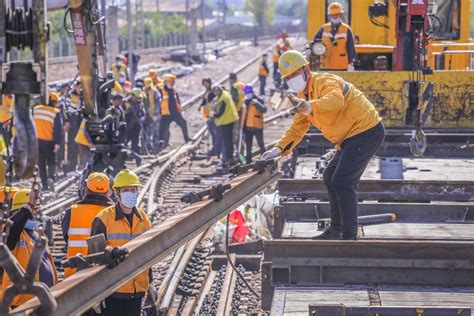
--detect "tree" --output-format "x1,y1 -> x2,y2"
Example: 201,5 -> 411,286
245,0 -> 275,28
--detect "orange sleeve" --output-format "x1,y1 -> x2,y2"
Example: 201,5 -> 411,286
276,113 -> 310,156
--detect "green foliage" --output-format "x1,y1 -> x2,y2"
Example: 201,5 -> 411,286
119,11 -> 185,37
48,10 -> 70,41
245,0 -> 275,27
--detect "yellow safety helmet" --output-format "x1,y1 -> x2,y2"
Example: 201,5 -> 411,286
0,186 -> 20,203
49,92 -> 60,103
278,50 -> 309,79
86,172 -> 110,194
149,69 -> 158,78
11,189 -> 30,211
144,77 -> 153,88
328,2 -> 344,15
129,88 -> 142,98
163,73 -> 176,82
113,169 -> 141,189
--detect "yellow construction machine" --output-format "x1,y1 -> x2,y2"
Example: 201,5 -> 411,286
306,0 -> 473,155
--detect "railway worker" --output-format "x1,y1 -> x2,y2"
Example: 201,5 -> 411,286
63,80 -> 83,173
143,78 -> 161,152
124,88 -> 145,166
0,95 -> 14,157
198,78 -> 220,157
242,85 -> 267,163
33,92 -> 63,192
148,68 -> 163,91
111,55 -> 128,81
158,73 -> 190,147
262,50 -> 384,240
229,73 -> 245,113
312,2 -> 356,71
90,169 -> 152,316
210,85 -> 239,167
74,119 -> 93,170
272,39 -> 283,89
0,189 -> 58,308
258,53 -> 270,95
61,172 -> 114,278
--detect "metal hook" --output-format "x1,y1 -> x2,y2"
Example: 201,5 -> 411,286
410,128 -> 427,157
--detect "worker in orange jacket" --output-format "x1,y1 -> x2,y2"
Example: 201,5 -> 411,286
33,92 -> 63,192
262,50 -> 385,240
61,172 -> 114,278
242,85 -> 267,163
258,53 -> 270,95
90,169 -> 151,316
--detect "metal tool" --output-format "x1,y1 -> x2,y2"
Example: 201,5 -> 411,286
229,158 -> 276,176
180,183 -> 232,204
318,213 -> 397,230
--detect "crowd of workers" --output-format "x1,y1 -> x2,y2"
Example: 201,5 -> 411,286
0,2 -> 370,313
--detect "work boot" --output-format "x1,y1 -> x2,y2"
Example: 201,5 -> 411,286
311,226 -> 341,240
342,233 -> 358,240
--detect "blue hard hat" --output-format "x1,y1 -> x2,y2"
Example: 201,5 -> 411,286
243,85 -> 253,94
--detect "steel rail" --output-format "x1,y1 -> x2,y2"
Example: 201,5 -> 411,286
14,163 -> 281,315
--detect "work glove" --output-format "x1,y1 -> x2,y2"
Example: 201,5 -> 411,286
348,64 -> 355,72
291,97 -> 312,115
261,147 -> 281,160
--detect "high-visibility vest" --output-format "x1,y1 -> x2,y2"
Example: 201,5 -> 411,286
144,87 -> 158,118
232,81 -> 245,111
242,100 -> 264,129
215,91 -> 239,126
272,43 -> 281,63
160,89 -> 183,116
153,77 -> 164,91
0,103 -> 12,122
111,64 -> 127,81
259,60 -> 269,77
95,205 -> 151,296
33,105 -> 59,141
201,90 -> 213,119
0,230 -> 57,307
74,120 -> 92,148
64,203 -> 109,278
320,22 -> 350,70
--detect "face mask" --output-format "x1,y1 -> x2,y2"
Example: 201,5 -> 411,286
119,78 -> 125,84
331,17 -> 342,25
116,62 -> 122,67
25,220 -> 40,230
120,191 -> 138,208
287,73 -> 307,92
245,93 -> 253,100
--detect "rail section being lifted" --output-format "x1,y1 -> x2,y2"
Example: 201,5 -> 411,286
13,161 -> 281,315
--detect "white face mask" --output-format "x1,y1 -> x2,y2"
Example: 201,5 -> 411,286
245,93 -> 253,99
287,74 -> 307,92
331,17 -> 342,25
120,191 -> 138,208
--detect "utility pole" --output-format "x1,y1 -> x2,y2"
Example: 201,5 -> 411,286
156,0 -> 160,11
101,0 -> 107,67
127,0 -> 134,84
201,0 -> 206,60
136,0 -> 145,49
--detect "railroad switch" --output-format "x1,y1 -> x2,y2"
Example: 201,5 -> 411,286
180,183 -> 232,204
61,234 -> 128,271
229,158 -> 276,176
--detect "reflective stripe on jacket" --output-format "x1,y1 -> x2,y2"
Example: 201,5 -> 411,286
320,22 -> 350,70
33,105 -> 60,141
93,205 -> 151,297
276,72 -> 381,154
160,89 -> 183,116
64,203 -> 109,278
215,91 -> 239,126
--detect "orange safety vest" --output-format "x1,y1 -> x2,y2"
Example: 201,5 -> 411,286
259,60 -> 269,77
320,22 -> 350,70
160,89 -> 183,116
0,103 -> 12,122
74,120 -> 92,148
64,203 -> 109,278
0,230 -> 58,307
242,100 -> 264,129
95,205 -> 151,296
201,90 -> 213,119
272,43 -> 281,63
33,105 -> 59,141
232,81 -> 245,111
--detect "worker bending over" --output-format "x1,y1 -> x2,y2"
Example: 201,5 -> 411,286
61,172 -> 114,278
158,74 -> 190,147
0,189 -> 58,309
211,85 -> 239,167
33,92 -> 63,192
91,169 -> 152,316
313,2 -> 356,71
242,85 -> 267,163
262,50 -> 384,240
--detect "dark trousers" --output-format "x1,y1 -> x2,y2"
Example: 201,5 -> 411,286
38,140 -> 56,189
218,123 -> 234,162
244,128 -> 265,163
77,144 -> 90,170
159,114 -> 190,146
273,62 -> 281,89
259,75 -> 267,95
207,119 -> 220,156
93,297 -> 142,316
322,122 -> 385,238
127,127 -> 141,164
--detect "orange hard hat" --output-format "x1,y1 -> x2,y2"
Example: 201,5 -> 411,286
328,2 -> 344,15
86,172 -> 110,194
